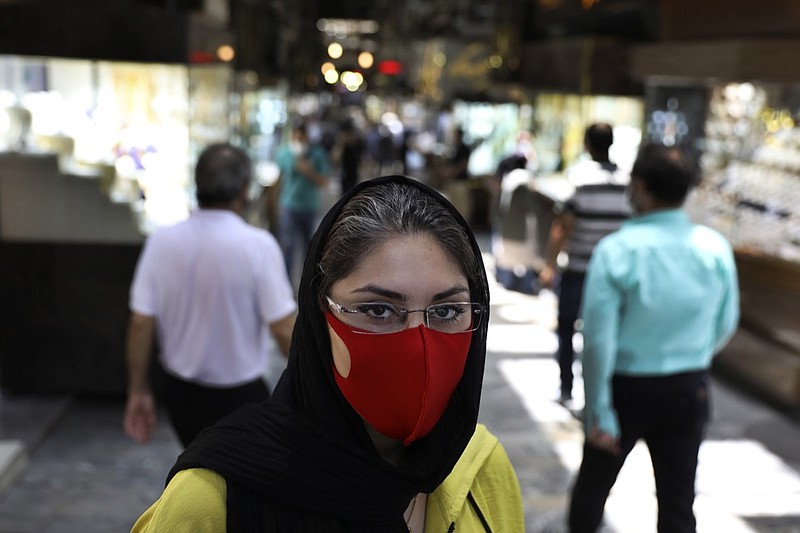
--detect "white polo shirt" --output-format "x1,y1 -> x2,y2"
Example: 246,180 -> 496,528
130,210 -> 296,387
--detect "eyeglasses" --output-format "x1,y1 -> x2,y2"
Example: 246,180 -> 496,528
326,296 -> 485,335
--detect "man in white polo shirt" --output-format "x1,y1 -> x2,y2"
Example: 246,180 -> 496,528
124,143 -> 296,447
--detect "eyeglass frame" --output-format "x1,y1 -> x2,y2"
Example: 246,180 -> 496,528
325,295 -> 485,335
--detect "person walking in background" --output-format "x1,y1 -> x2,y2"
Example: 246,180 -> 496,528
562,123 -> 627,187
275,120 -> 331,284
443,126 -> 472,218
131,176 -> 524,532
540,123 -> 631,404
449,127 -> 472,181
335,119 -> 365,195
399,128 -> 415,175
568,144 -> 740,532
495,130 -> 538,184
123,143 -> 297,448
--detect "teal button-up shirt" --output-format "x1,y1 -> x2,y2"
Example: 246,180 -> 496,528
276,143 -> 330,213
580,209 -> 740,438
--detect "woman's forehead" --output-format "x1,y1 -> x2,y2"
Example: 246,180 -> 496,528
331,234 -> 468,298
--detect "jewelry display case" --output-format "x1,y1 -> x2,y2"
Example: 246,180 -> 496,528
672,81 -> 800,409
686,82 -> 800,264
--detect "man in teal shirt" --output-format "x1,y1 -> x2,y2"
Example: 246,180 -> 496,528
568,144 -> 740,533
276,122 -> 330,284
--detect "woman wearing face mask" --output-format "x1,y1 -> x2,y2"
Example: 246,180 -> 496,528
131,175 -> 524,532
276,121 -> 331,285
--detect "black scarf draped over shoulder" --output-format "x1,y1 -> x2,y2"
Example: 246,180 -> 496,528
168,175 -> 490,532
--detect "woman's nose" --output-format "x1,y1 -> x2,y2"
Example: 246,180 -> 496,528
405,309 -> 427,329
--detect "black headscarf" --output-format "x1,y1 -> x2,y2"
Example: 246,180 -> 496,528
168,175 -> 490,532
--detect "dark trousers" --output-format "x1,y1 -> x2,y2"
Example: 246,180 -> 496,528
568,370 -> 710,533
162,370 -> 271,447
278,207 -> 317,281
557,270 -> 586,397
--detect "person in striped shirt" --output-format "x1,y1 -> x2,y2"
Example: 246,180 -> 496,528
539,123 -> 632,403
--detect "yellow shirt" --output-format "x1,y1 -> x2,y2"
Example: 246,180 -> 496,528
132,424 -> 524,532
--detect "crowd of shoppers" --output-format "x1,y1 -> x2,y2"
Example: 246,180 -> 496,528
124,111 -> 741,532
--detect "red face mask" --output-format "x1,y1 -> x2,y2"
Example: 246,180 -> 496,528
325,311 -> 472,446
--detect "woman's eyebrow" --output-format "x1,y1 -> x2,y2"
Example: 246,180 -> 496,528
350,284 -> 469,302
433,286 -> 470,300
351,285 -> 406,301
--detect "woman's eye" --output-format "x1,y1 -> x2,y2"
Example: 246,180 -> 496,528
433,307 -> 454,319
430,304 -> 464,321
357,303 -> 398,319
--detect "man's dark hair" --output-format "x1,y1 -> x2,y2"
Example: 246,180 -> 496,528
584,123 -> 614,153
631,144 -> 695,205
195,143 -> 251,207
